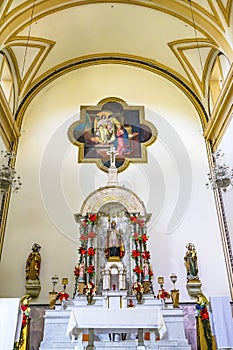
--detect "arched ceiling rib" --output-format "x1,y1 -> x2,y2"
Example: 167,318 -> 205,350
0,0 -> 232,123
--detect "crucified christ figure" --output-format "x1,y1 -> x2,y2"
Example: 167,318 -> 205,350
107,146 -> 118,168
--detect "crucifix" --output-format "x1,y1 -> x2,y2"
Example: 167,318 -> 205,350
107,146 -> 118,168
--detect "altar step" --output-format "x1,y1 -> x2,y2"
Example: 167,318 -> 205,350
40,339 -> 191,350
85,340 -> 191,349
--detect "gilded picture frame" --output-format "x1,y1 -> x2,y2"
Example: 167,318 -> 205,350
68,97 -> 157,173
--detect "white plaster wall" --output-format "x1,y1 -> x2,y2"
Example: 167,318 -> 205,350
0,64 -> 229,303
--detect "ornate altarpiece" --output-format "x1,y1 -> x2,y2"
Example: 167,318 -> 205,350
74,185 -> 152,296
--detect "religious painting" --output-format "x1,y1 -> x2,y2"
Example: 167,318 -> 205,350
68,97 -> 157,172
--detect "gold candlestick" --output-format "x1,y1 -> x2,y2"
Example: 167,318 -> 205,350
170,273 -> 179,308
170,273 -> 177,290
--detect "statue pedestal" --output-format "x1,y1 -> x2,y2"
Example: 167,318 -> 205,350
186,279 -> 202,298
25,279 -> 41,298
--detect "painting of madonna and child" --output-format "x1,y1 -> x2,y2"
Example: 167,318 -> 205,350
68,98 -> 157,172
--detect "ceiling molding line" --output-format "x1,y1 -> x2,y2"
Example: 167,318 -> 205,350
0,87 -> 20,149
169,38 -> 217,98
1,0 -> 231,58
215,0 -> 232,25
203,63 -> 233,150
15,55 -> 209,128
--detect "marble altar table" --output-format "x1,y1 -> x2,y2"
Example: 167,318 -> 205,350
39,301 -> 192,349
66,307 -> 166,349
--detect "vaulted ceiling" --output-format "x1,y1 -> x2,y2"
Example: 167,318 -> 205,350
0,0 -> 232,128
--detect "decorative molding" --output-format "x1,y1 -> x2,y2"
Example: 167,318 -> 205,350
169,39 -> 217,98
204,63 -> 233,150
77,185 -> 147,217
0,85 -> 20,149
15,54 -> 209,130
205,141 -> 233,299
215,0 -> 233,25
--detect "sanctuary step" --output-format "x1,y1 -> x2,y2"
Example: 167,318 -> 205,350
40,341 -> 192,350
84,340 -> 192,349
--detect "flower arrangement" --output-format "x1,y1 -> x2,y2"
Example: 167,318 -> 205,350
58,291 -> 69,301
129,213 -> 153,294
73,212 -> 97,298
132,281 -> 144,295
196,294 -> 213,349
74,266 -> 79,277
20,295 -> 31,328
83,282 -> 96,296
157,289 -> 170,300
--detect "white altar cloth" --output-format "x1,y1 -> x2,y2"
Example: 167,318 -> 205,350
67,307 -> 166,339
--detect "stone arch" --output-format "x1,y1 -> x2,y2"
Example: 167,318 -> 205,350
77,185 -> 148,218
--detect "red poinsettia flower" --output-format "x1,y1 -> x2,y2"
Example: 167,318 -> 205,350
141,234 -> 148,243
80,234 -> 88,241
58,292 -> 69,301
21,305 -> 28,312
138,220 -> 145,227
142,250 -> 150,259
88,213 -> 97,222
87,265 -> 95,274
133,232 -> 139,241
22,314 -> 27,327
130,216 -> 138,223
149,269 -> 153,276
200,308 -> 209,320
133,265 -> 143,274
157,289 -> 170,299
88,231 -> 96,239
79,247 -> 86,255
74,266 -> 79,276
131,250 -> 140,258
87,247 -> 95,256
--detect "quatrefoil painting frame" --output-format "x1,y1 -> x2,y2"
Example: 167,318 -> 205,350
68,97 -> 157,173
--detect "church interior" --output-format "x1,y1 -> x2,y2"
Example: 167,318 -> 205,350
0,1 -> 233,349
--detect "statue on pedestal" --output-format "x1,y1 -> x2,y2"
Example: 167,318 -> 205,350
184,243 -> 199,280
25,243 -> 41,298
25,243 -> 41,281
105,220 -> 125,261
184,243 -> 202,297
